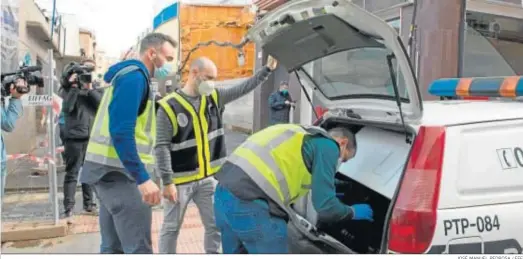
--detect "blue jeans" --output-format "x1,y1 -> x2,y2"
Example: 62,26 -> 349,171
214,184 -> 288,254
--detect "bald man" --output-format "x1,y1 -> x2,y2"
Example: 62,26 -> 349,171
155,56 -> 278,254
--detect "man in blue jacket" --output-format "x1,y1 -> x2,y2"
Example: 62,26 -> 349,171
80,32 -> 177,254
1,79 -> 26,199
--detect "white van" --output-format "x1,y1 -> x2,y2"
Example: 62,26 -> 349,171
245,0 -> 523,254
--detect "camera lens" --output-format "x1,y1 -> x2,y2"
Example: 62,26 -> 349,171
16,86 -> 29,94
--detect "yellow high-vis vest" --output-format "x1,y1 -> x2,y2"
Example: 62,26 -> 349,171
84,65 -> 156,173
227,124 -> 334,207
157,89 -> 226,185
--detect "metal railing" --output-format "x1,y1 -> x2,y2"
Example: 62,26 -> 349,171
2,49 -> 60,226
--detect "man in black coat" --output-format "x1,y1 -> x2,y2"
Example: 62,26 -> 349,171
61,59 -> 104,218
268,81 -> 295,125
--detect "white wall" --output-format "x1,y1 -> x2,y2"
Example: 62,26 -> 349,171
60,13 -> 80,57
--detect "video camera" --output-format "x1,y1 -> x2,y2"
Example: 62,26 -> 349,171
61,62 -> 95,89
1,65 -> 44,97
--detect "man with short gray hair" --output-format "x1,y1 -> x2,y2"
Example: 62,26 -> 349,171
80,32 -> 177,254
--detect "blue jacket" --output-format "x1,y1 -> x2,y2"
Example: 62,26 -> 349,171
102,60 -> 151,184
1,98 -> 23,176
268,91 -> 292,125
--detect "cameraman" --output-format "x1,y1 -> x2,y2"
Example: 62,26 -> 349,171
1,78 -> 27,199
60,60 -> 103,218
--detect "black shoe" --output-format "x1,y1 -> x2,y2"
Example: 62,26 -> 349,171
63,210 -> 74,224
84,203 -> 98,213
64,210 -> 72,217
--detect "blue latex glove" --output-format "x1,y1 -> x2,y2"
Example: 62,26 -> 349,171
351,204 -> 374,221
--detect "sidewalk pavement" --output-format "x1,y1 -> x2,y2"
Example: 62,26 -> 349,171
1,204 -> 205,253
1,129 -> 249,254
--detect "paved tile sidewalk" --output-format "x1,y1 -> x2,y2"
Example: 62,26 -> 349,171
69,204 -> 205,253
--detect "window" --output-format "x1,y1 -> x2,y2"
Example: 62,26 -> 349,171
303,47 -> 409,101
387,18 -> 401,33
462,12 -> 523,77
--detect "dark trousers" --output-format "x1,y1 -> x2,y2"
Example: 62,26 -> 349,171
94,172 -> 153,254
58,124 -> 67,162
63,139 -> 94,211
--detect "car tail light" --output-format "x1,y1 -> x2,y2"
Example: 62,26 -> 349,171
388,126 -> 446,254
315,106 -> 329,117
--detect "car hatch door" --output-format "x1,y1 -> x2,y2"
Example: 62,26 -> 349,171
246,0 -> 422,122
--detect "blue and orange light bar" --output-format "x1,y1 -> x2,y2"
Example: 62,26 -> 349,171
428,76 -> 523,98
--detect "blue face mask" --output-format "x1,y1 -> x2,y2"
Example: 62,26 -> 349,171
154,62 -> 172,79
281,89 -> 288,95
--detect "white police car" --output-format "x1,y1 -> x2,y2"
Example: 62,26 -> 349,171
246,0 -> 523,254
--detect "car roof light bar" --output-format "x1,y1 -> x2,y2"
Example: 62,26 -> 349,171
429,76 -> 523,98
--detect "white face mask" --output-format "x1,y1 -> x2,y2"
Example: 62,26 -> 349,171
198,80 -> 215,96
337,145 -> 348,170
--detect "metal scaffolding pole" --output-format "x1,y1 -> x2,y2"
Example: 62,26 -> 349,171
46,48 -> 59,225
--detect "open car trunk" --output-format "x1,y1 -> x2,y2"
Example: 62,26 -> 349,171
288,116 -> 415,254
246,0 -> 422,122
245,0 -> 424,253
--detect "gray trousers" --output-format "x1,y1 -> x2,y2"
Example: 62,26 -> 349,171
94,172 -> 153,254
159,177 -> 220,254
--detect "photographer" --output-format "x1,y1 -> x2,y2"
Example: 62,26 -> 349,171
1,78 -> 28,198
60,60 -> 103,218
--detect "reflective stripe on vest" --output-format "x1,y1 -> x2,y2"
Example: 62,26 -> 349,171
157,89 -> 225,185
170,128 -> 224,151
172,157 -> 227,177
85,65 -> 156,173
228,124 -> 317,206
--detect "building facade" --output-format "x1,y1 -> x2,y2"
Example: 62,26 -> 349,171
79,28 -> 96,61
94,50 -> 119,84
349,0 -> 523,99
3,0 -> 65,155
3,0 -> 96,156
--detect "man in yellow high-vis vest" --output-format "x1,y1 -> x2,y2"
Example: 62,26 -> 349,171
155,56 -> 278,253
79,33 -> 177,254
214,124 -> 374,253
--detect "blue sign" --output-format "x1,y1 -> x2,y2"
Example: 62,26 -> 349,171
153,2 -> 179,30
